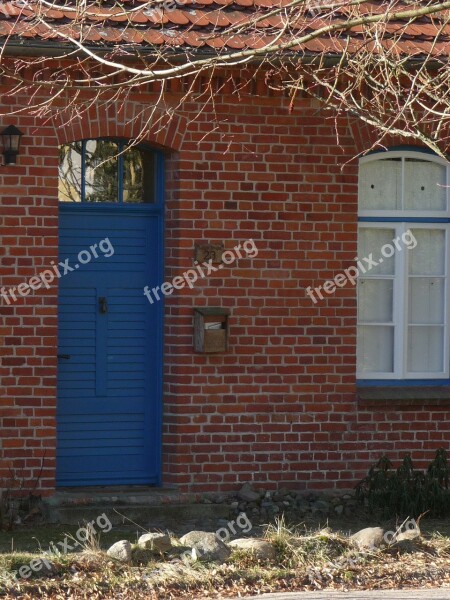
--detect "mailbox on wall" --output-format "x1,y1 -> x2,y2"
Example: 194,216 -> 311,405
194,307 -> 230,353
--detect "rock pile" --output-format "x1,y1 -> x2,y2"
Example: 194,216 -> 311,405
222,483 -> 358,521
106,529 -> 278,565
105,522 -> 423,565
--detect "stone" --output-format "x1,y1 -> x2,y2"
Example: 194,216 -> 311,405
229,538 -> 276,560
273,488 -> 289,501
394,528 -> 421,543
230,501 -> 239,509
138,532 -> 172,553
335,504 -> 344,515
213,494 -> 226,504
179,531 -> 231,563
238,483 -> 260,502
296,498 -> 310,509
350,527 -> 385,550
312,500 -> 329,513
107,540 -> 132,563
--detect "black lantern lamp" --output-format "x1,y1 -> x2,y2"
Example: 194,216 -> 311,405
1,125 -> 24,165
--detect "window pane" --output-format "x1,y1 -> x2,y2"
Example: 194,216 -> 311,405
85,140 -> 118,203
357,325 -> 394,373
408,229 -> 445,276
58,143 -> 82,202
407,326 -> 444,372
123,147 -> 156,203
359,159 -> 401,211
358,279 -> 393,323
358,228 -> 396,276
404,159 -> 446,211
409,278 -> 445,324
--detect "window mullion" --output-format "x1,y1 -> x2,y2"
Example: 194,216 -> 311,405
392,223 -> 406,378
444,226 -> 450,377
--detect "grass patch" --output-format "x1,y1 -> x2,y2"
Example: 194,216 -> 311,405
0,517 -> 450,598
0,524 -> 140,553
263,515 -> 352,568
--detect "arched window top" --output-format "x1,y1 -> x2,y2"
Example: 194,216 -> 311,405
359,149 -> 450,217
59,139 -> 159,204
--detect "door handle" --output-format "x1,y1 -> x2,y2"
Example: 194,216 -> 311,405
57,354 -> 71,359
99,297 -> 108,314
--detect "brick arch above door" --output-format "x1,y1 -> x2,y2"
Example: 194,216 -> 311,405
52,101 -> 187,152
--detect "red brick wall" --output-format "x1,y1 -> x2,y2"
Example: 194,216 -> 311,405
1,86 -> 449,496
0,100 -> 59,493
164,94 -> 361,491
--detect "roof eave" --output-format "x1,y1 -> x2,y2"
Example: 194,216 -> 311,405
0,39 -> 447,68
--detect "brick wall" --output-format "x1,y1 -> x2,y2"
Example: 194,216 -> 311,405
164,94 -> 361,491
1,84 -> 449,496
0,100 -> 59,492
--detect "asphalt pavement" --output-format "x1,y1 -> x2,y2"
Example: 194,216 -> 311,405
238,589 -> 450,600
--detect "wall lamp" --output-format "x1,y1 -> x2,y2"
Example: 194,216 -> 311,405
0,125 -> 24,165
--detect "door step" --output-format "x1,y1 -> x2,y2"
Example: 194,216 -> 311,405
43,487 -> 231,528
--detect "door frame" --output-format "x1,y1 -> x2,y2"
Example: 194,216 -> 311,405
56,144 -> 165,486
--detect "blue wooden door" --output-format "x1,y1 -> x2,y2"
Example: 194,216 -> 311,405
56,208 -> 163,486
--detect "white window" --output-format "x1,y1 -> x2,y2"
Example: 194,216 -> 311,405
357,151 -> 450,380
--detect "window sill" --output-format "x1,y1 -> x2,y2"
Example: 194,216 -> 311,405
357,386 -> 450,407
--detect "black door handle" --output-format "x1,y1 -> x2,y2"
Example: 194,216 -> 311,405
57,354 -> 71,359
99,297 -> 108,314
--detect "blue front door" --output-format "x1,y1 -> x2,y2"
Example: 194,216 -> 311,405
56,208 -> 163,485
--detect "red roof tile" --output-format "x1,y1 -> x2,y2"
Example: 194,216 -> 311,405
166,9 -> 191,25
142,29 -> 165,44
0,0 -> 449,57
184,9 -> 211,27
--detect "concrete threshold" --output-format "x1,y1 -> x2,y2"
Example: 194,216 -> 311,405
43,486 -> 231,530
